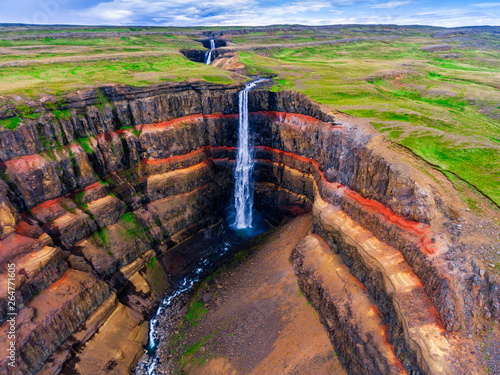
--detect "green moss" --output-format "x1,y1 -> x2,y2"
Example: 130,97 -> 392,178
467,197 -> 479,211
0,168 -> 11,183
73,190 -> 86,206
38,129 -> 54,149
96,89 -> 113,111
53,109 -> 72,119
431,61 -> 495,72
147,256 -> 157,269
120,211 -> 153,243
88,228 -> 115,256
269,78 -> 288,92
0,116 -> 22,130
95,228 -> 108,245
14,104 -> 33,117
179,334 -> 214,369
121,125 -> 141,138
0,105 -> 44,130
297,286 -> 303,297
233,249 -> 249,263
43,101 -> 58,111
389,88 -> 467,111
121,212 -> 137,224
184,340 -> 204,357
77,137 -> 94,154
168,330 -> 185,356
185,297 -> 208,327
488,136 -> 500,144
0,40 -> 14,47
345,109 -> 453,129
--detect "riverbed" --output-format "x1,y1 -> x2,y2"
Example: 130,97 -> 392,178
141,214 -> 346,375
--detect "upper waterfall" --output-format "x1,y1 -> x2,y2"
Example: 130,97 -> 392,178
204,39 -> 215,65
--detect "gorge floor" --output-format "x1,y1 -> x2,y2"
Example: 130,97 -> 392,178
157,214 -> 346,375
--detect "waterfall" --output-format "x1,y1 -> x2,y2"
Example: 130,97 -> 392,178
204,39 -> 215,65
233,79 -> 267,229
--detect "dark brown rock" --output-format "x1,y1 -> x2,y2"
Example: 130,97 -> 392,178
291,234 -> 408,375
0,269 -> 110,374
0,83 -> 496,374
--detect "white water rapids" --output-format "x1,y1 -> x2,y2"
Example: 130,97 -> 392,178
145,241 -> 231,375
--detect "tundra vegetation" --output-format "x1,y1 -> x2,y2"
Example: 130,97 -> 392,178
0,24 -> 499,208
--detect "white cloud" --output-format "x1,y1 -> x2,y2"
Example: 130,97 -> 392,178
371,1 -> 412,9
96,9 -> 133,21
379,7 -> 500,27
329,0 -> 373,5
262,1 -> 336,16
81,0 -> 257,24
472,2 -> 500,7
77,0 -> 350,26
1,0 -> 500,27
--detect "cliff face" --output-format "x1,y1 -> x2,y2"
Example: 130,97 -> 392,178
180,48 -> 235,63
0,82 -> 496,375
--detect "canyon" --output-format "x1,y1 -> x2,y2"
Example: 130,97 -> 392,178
0,81 -> 498,374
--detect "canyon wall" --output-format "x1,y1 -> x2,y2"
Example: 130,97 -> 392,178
0,82 -> 497,374
181,48 -> 235,64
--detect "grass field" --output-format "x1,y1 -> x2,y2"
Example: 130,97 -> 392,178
232,30 -> 500,207
0,33 -> 239,96
0,24 -> 498,207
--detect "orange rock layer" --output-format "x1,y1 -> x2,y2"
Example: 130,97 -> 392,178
0,87 -> 495,375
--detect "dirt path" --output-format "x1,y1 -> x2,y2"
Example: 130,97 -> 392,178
167,214 -> 346,375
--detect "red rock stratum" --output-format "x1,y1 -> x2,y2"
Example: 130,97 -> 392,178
0,82 -> 498,374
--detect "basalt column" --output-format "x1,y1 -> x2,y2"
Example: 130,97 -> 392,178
0,83 -> 496,375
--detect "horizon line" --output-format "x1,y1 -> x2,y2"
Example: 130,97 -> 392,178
1,23 -> 500,29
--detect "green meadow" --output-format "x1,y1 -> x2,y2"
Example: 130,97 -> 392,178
234,33 -> 500,207
0,25 -> 499,207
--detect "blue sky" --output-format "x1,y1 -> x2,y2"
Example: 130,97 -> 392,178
1,0 -> 499,27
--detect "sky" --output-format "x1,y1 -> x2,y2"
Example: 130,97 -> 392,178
1,0 -> 499,28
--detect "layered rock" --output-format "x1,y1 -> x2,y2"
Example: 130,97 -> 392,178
181,48 -> 234,63
0,269 -> 110,374
310,197 -> 477,374
291,234 -> 408,375
0,82 -> 497,374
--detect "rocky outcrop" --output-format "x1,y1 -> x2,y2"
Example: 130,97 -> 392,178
0,269 -> 110,374
200,38 -> 227,49
291,234 -> 408,375
310,197 -> 478,374
0,82 -> 497,374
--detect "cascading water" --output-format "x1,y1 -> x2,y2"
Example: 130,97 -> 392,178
233,79 -> 267,229
204,39 -> 215,65
138,78 -> 269,375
